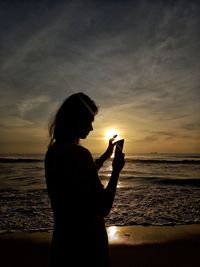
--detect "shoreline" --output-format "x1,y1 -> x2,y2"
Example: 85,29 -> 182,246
1,224 -> 200,267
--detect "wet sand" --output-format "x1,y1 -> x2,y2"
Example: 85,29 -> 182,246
1,224 -> 200,267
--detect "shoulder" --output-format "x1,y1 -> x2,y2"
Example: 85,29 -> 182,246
73,144 -> 91,155
45,143 -> 56,162
71,144 -> 93,162
45,142 -> 93,162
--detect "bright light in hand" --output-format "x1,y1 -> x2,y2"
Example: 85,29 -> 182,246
105,128 -> 120,141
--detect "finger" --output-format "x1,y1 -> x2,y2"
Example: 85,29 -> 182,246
109,138 -> 114,145
112,141 -> 118,146
109,134 -> 117,141
110,134 -> 117,140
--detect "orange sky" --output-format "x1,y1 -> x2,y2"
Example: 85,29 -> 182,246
0,1 -> 199,154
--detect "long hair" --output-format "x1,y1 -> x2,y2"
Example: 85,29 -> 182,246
48,92 -> 98,147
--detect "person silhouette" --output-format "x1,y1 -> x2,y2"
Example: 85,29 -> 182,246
45,92 -> 125,267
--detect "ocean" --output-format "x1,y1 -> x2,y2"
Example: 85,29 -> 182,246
0,153 -> 200,233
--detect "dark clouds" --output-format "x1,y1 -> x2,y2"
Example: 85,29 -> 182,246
0,0 -> 199,152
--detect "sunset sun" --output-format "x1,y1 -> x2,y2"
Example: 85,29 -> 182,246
104,128 -> 120,141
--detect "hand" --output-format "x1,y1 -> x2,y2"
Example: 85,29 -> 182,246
112,151 -> 125,174
103,134 -> 117,160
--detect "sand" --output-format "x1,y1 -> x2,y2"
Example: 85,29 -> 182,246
0,224 -> 200,267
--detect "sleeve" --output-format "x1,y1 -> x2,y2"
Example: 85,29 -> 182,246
46,144 -> 114,218
71,146 -> 115,217
74,147 -> 116,217
73,147 -> 104,194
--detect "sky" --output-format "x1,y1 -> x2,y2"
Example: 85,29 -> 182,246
0,0 -> 200,154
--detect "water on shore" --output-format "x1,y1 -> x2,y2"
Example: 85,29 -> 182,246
0,153 -> 200,233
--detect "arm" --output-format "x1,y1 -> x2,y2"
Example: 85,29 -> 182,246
95,135 -> 117,171
72,145 -> 125,218
96,151 -> 125,217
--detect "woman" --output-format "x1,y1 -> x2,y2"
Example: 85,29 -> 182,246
45,92 -> 125,267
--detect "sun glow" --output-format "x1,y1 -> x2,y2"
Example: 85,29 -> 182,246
104,128 -> 120,141
107,226 -> 119,242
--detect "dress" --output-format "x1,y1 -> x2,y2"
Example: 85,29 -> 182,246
45,142 -> 111,267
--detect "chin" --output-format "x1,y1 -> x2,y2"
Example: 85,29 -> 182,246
79,131 -> 90,139
79,134 -> 87,139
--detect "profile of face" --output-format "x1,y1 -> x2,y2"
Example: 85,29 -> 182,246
49,93 -> 97,145
77,118 -> 94,139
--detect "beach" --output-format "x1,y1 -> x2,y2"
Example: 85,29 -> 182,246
1,224 -> 200,267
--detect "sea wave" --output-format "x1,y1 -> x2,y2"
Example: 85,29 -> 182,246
126,159 -> 200,164
0,158 -> 43,163
156,178 -> 200,186
1,185 -> 200,232
0,157 -> 199,164
118,176 -> 200,187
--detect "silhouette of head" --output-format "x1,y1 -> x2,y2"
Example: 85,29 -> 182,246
49,92 -> 98,145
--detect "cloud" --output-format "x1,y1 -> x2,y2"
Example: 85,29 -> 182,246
134,135 -> 159,143
0,0 -> 199,152
181,122 -> 200,132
